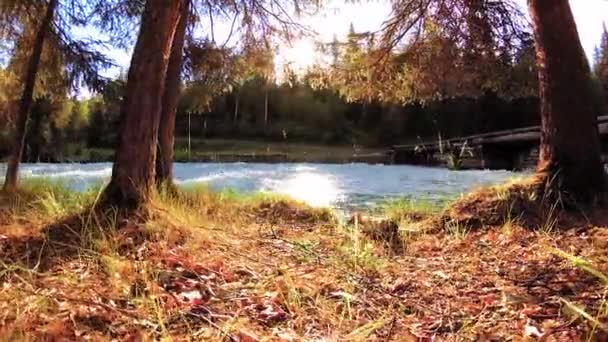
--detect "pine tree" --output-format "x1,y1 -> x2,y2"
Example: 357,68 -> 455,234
102,0 -> 185,209
594,23 -> 608,105
1,0 -> 111,191
3,0 -> 58,191
527,0 -> 606,202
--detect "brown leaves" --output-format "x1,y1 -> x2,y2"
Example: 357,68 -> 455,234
241,293 -> 289,325
41,319 -> 74,340
390,277 -> 410,294
236,330 -> 260,342
253,200 -> 334,226
2,192 -> 608,341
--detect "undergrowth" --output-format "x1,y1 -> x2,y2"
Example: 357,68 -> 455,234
0,178 -> 607,340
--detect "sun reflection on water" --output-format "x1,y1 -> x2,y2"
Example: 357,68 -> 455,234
278,171 -> 342,207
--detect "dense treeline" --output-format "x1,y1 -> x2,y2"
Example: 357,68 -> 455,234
3,23 -> 608,163
186,78 -> 543,146
0,78 -> 122,162
2,54 -> 607,161
1,72 -> 542,162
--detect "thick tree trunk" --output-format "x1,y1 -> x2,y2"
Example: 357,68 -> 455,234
103,0 -> 185,209
528,0 -> 606,202
156,0 -> 189,186
3,0 -> 57,192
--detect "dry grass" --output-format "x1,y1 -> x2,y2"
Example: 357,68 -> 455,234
440,175 -> 608,233
442,176 -> 544,228
0,179 -> 607,340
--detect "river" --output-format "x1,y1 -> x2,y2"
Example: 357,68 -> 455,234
5,163 -> 520,211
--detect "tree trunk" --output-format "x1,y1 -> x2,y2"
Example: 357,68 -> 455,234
156,0 -> 189,186
528,0 -> 606,203
264,82 -> 269,127
103,0 -> 185,209
234,92 -> 239,123
3,0 -> 57,192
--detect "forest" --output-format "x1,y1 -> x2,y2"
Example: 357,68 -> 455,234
4,16 -> 607,162
1,0 -> 608,340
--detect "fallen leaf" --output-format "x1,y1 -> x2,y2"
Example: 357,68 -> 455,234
248,300 -> 288,325
236,330 -> 259,342
521,304 -> 542,317
524,321 -> 542,338
179,290 -> 202,303
432,271 -> 449,280
329,291 -> 357,303
391,278 -> 409,293
272,328 -> 298,341
480,293 -> 498,306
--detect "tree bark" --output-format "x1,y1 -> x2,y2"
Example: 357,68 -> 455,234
234,92 -> 239,123
264,82 -> 269,127
528,0 -> 606,203
156,0 -> 190,186
3,0 -> 57,192
103,0 -> 185,209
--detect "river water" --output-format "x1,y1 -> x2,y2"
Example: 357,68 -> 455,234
5,163 -> 519,211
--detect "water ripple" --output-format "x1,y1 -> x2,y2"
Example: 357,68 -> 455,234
1,162 -> 519,211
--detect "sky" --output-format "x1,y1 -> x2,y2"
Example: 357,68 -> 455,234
559,0 -> 608,59
278,0 -> 608,73
100,0 -> 608,80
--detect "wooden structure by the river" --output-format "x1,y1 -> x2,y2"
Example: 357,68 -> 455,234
389,115 -> 608,170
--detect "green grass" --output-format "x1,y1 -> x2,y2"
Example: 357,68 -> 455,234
1,178 -> 104,219
182,184 -> 294,204
380,197 -> 450,221
445,221 -> 469,240
11,179 -> 295,207
170,183 -> 318,210
332,224 -> 389,273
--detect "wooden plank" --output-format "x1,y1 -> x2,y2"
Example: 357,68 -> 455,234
392,115 -> 608,151
480,131 -> 540,144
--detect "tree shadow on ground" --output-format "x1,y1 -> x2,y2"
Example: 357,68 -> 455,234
0,205 -> 128,272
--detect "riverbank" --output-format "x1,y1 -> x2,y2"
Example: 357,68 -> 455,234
2,139 -> 388,164
0,180 -> 606,340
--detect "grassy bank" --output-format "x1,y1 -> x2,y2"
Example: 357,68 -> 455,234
174,138 -> 386,163
9,139 -> 387,164
0,180 -> 607,340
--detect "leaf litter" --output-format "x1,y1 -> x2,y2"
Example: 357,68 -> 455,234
0,195 -> 607,341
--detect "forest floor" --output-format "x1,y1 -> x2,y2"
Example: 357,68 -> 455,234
0,180 -> 607,341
